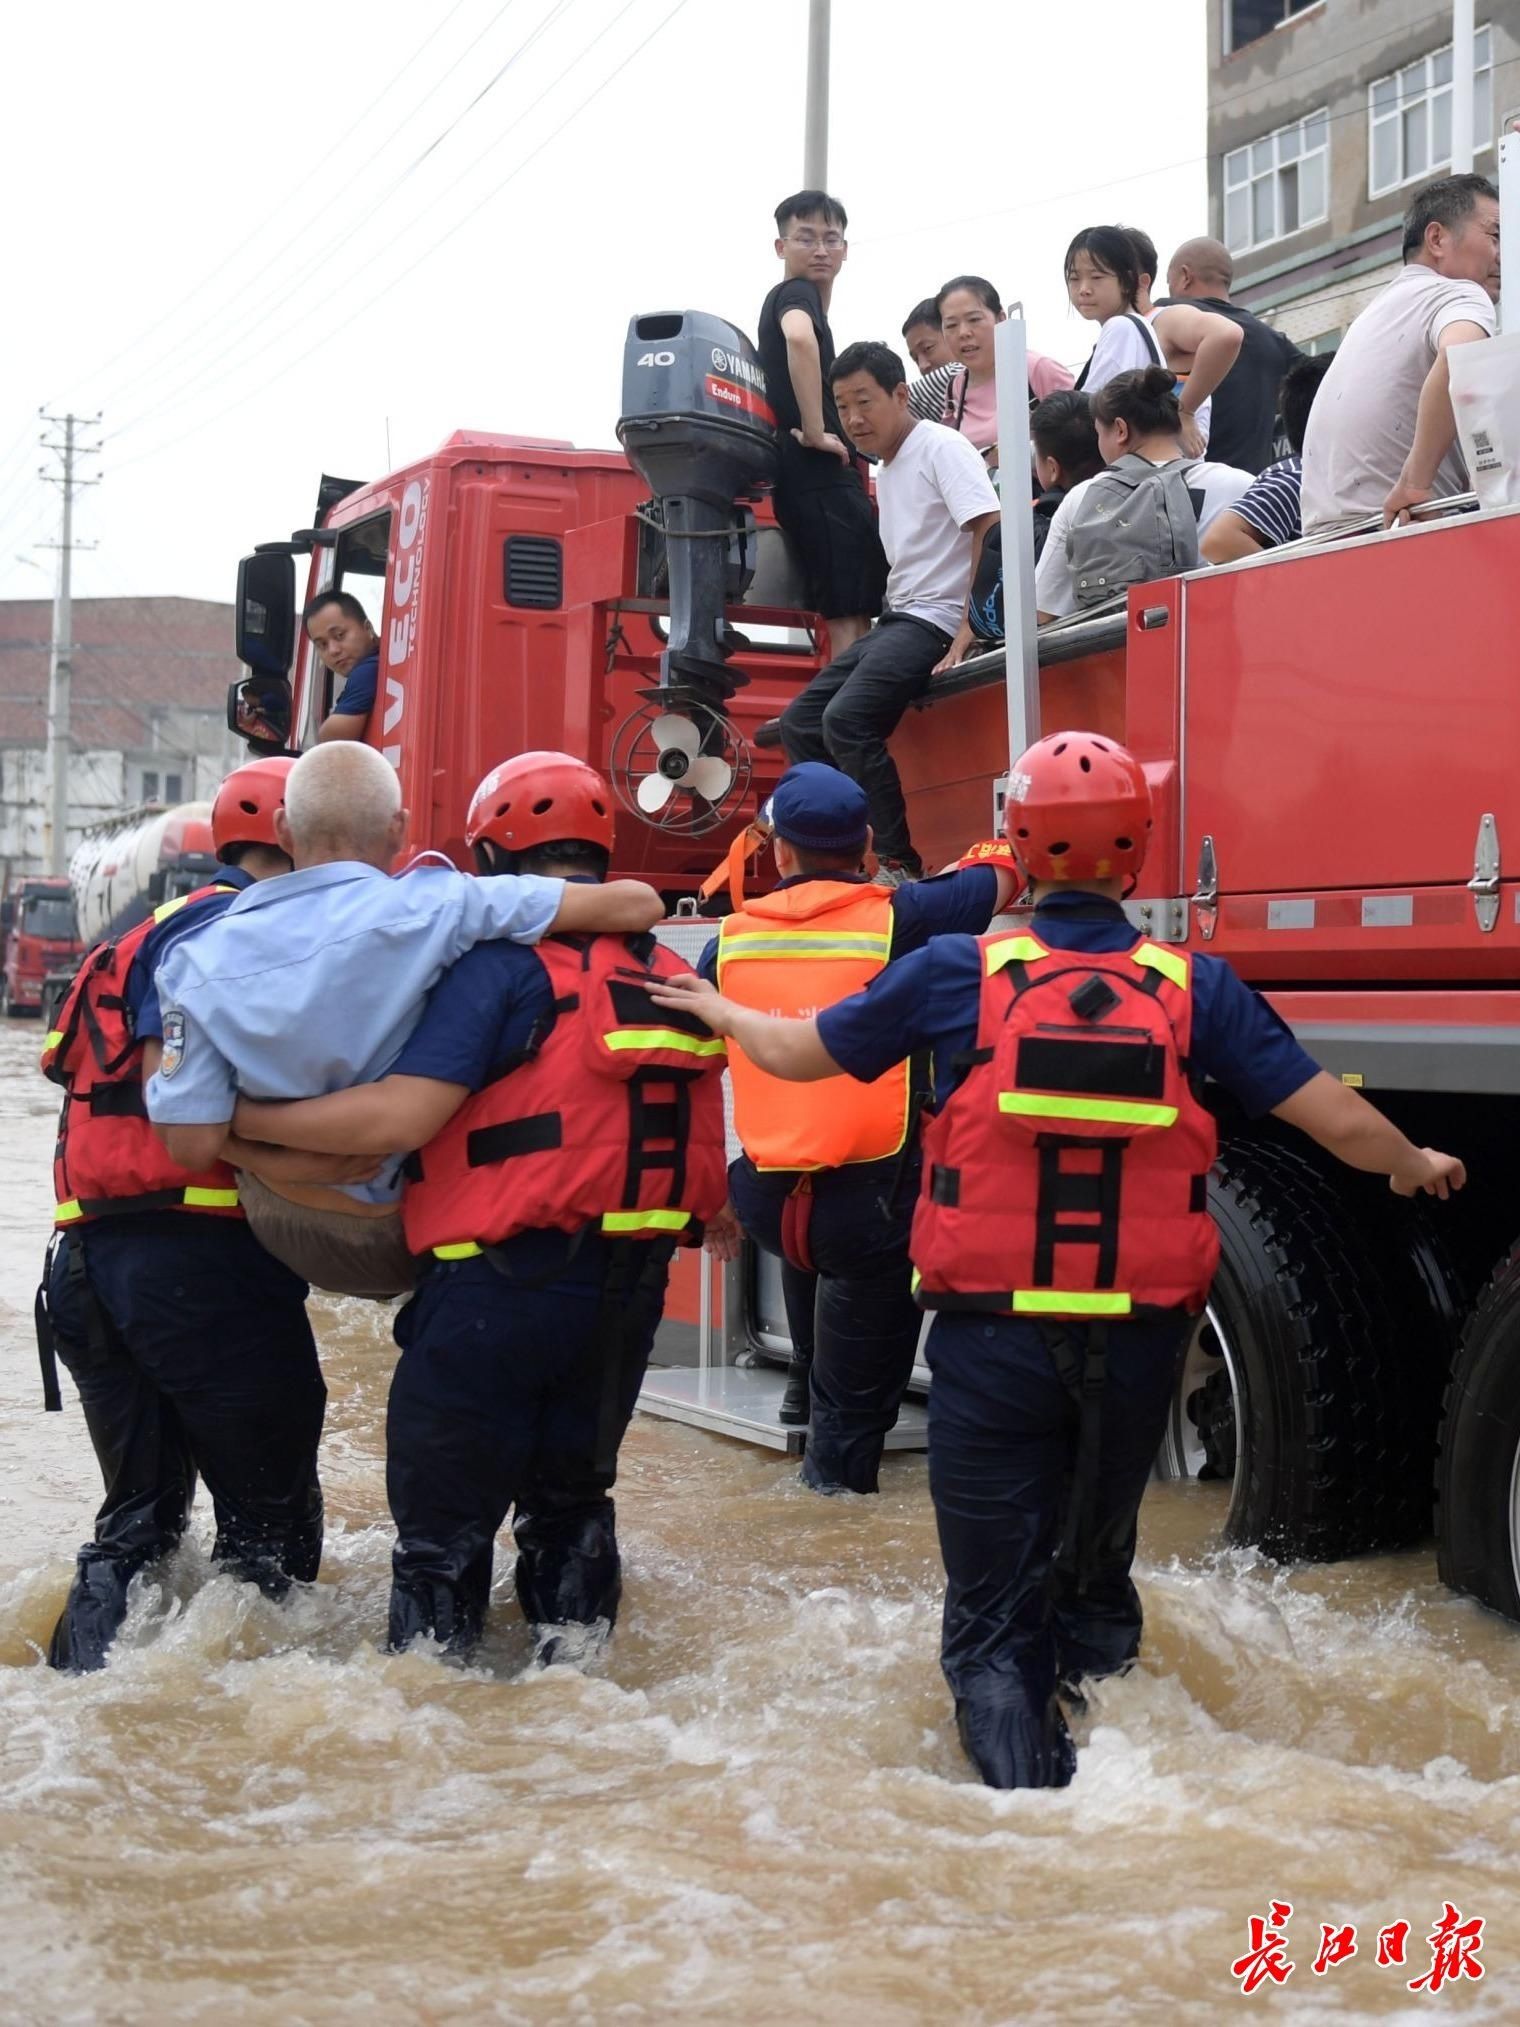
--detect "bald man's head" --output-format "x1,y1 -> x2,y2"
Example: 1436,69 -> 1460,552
1167,237 -> 1234,299
277,741 -> 406,869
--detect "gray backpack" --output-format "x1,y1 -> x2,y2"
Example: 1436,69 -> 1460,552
1066,453 -> 1202,608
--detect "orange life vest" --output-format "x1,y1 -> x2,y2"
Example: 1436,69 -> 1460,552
401,932 -> 729,1259
910,930 -> 1219,1318
41,887 -> 244,1228
717,881 -> 911,1171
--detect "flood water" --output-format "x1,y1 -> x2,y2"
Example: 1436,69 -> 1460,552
2,1017 -> 1519,2023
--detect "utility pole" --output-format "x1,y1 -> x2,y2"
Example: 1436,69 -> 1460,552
1450,0 -> 1475,173
38,411 -> 101,875
804,0 -> 830,188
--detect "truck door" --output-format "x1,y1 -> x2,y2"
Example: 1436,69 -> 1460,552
296,510 -> 392,749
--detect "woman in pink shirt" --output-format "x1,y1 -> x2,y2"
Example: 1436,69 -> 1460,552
932,275 -> 1075,464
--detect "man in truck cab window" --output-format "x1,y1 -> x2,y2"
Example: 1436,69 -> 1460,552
143,742 -> 669,1303
645,731 -> 1465,1793
306,590 -> 380,742
696,761 -> 1020,1487
37,756 -> 358,1673
224,753 -> 729,1664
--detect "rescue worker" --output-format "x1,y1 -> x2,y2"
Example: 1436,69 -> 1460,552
699,761 -> 1018,1488
38,757 -> 364,1673
227,753 -> 728,1660
648,732 -> 1465,1788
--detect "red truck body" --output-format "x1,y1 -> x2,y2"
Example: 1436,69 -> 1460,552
2,877 -> 82,1016
234,430 -> 1520,1623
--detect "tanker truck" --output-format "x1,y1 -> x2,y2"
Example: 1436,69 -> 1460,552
38,803 -> 221,1027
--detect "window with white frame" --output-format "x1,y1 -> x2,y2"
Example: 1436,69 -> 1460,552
1226,0 -> 1321,55
1368,26 -> 1493,197
1224,109 -> 1330,254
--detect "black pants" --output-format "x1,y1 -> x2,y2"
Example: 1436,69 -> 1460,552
778,612 -> 950,866
45,1214 -> 325,1673
385,1237 -> 672,1655
925,1310 -> 1190,1790
730,1156 -> 922,1493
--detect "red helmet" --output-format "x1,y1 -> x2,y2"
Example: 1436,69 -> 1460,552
465,751 -> 616,857
212,756 -> 297,862
1002,732 -> 1153,884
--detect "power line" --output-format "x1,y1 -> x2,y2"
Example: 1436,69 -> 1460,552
104,0 -> 576,442
69,0 -> 486,406
112,0 -> 689,476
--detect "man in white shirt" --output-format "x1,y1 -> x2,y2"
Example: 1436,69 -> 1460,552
1301,173 -> 1499,535
779,340 -> 999,882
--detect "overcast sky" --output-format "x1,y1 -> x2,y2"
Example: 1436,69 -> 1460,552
0,0 -> 1207,609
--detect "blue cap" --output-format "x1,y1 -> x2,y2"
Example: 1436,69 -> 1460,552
769,763 -> 870,853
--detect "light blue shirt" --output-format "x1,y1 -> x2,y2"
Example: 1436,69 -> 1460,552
145,861 -> 564,1203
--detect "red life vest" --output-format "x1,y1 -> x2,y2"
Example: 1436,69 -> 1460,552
402,932 -> 729,1259
41,887 -> 244,1228
911,929 -> 1219,1318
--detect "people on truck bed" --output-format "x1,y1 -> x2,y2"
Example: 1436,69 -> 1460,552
1202,355 -> 1333,565
38,758 -> 340,1673
757,189 -> 888,659
965,392 -> 1106,647
695,762 -> 1019,1472
1068,225 -> 1243,457
648,729 -> 1464,1792
229,754 -> 729,1663
307,591 -> 381,743
1161,236 -> 1307,474
780,340 -> 1000,886
1035,367 -> 1254,621
902,298 -> 953,376
143,743 -> 666,1302
1301,172 -> 1500,535
907,276 -> 1075,463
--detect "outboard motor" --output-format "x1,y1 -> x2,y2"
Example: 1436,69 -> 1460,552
613,311 -> 778,832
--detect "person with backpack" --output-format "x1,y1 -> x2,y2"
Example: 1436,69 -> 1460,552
1066,226 -> 1243,457
968,392 -> 1106,645
645,732 -> 1464,1790
1034,367 -> 1254,621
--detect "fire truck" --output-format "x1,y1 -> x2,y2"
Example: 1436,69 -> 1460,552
1,877 -> 81,1018
225,310 -> 1520,1627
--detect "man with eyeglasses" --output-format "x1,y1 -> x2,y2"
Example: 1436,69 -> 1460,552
757,190 -> 887,659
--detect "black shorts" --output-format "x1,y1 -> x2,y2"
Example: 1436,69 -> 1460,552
775,482 -> 888,622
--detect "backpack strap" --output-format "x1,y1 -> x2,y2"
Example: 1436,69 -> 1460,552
1126,311 -> 1166,368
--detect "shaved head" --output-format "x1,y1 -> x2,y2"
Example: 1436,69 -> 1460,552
1168,236 -> 1234,296
281,741 -> 404,867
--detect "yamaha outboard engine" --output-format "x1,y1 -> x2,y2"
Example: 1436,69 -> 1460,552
613,311 -> 778,832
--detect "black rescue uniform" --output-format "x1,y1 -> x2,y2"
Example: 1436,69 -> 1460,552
815,891 -> 1319,1787
382,929 -> 726,1656
39,874 -> 324,1673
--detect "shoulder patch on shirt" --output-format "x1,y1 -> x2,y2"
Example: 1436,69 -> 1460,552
160,1010 -> 186,1079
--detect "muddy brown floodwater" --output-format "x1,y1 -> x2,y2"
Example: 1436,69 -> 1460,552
2,1020 -> 1519,2023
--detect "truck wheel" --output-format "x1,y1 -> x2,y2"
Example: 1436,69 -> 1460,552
1435,1249 -> 1520,1622
1154,1139 -> 1449,1561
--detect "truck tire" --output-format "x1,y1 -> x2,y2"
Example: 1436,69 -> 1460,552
1435,1249 -> 1520,1622
1156,1139 -> 1449,1561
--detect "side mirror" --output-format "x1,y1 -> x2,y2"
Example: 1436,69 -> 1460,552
227,676 -> 293,754
146,870 -> 167,904
235,550 -> 296,677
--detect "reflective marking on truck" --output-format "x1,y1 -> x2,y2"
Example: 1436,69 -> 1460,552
1267,899 -> 1316,930
383,477 -> 429,771
1362,896 -> 1414,928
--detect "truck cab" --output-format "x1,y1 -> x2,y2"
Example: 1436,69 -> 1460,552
2,878 -> 82,1018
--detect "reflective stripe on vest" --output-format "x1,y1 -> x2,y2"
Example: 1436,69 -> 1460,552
985,932 -> 1190,993
997,1092 -> 1180,1129
909,1268 -> 1133,1319
54,1183 -> 240,1226
984,933 -> 1049,975
43,1029 -> 65,1052
717,930 -> 893,964
603,1027 -> 726,1057
432,1205 -> 691,1260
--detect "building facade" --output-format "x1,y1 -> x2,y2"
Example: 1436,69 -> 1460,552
0,597 -> 240,880
1208,0 -> 1520,344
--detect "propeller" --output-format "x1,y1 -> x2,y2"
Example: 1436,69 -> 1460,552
610,699 -> 750,837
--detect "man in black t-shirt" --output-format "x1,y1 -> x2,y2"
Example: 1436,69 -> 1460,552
758,190 -> 887,656
1161,237 -> 1305,473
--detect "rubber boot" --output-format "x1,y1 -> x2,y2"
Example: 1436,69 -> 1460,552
778,1350 -> 813,1425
